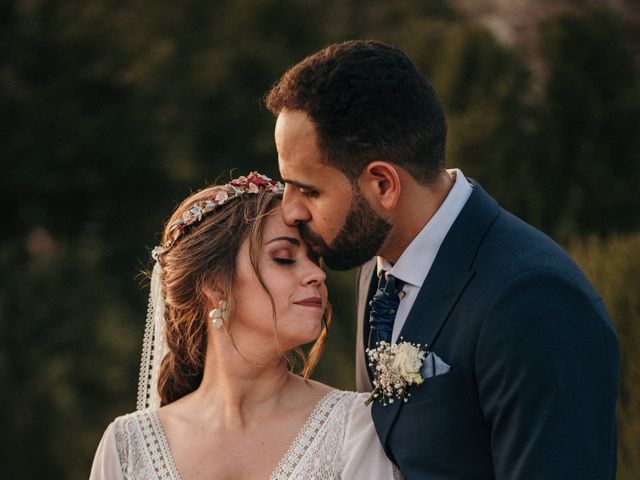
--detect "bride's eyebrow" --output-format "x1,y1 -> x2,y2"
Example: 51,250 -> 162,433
265,236 -> 301,246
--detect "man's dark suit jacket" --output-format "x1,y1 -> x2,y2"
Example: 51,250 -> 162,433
355,181 -> 619,479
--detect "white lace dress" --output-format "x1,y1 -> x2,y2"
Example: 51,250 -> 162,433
90,390 -> 401,479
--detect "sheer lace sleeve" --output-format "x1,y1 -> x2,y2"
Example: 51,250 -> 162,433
90,410 -> 178,480
340,393 -> 403,480
90,422 -> 125,480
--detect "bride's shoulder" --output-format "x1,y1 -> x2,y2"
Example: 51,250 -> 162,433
323,389 -> 369,405
110,408 -> 153,426
303,378 -> 368,404
102,408 -> 158,444
330,389 -> 369,405
317,390 -> 371,423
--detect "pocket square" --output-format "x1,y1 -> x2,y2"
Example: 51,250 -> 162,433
421,351 -> 451,378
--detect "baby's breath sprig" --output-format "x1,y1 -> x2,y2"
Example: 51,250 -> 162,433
365,340 -> 427,406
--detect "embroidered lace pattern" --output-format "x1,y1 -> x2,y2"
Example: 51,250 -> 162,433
109,391 -> 395,479
113,409 -> 182,480
268,390 -> 350,479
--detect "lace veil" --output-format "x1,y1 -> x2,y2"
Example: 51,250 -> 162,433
136,247 -> 168,411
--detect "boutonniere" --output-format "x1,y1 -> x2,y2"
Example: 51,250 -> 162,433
365,340 -> 427,406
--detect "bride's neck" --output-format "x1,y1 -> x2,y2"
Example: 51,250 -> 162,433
184,337 -> 296,425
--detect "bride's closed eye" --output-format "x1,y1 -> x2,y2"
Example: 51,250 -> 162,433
273,257 -> 295,265
271,246 -> 296,265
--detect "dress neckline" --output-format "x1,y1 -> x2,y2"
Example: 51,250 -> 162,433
147,389 -> 342,480
268,390 -> 344,479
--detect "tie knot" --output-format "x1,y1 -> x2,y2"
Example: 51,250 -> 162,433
368,271 -> 405,348
378,271 -> 405,296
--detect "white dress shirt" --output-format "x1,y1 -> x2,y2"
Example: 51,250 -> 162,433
376,168 -> 473,342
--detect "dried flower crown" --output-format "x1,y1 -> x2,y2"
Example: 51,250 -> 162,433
162,172 -> 284,250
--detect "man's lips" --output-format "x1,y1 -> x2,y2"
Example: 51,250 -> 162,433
293,297 -> 324,309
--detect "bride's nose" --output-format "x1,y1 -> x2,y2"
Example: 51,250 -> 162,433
302,260 -> 327,287
282,185 -> 311,226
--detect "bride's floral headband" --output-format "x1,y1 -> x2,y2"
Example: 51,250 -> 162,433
162,172 -> 284,250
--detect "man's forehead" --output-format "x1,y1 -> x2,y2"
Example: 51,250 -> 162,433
275,109 -> 350,187
275,108 -> 316,135
276,113 -> 321,162
278,147 -> 329,185
280,152 -> 342,183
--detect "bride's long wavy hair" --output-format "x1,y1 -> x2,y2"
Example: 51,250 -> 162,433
154,185 -> 331,406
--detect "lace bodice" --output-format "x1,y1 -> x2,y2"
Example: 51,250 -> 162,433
90,390 -> 400,479
269,391 -> 348,478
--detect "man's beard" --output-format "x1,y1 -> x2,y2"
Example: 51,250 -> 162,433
299,188 -> 391,271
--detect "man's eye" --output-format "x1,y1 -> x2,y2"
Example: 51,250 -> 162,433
274,258 -> 295,265
300,189 -> 318,198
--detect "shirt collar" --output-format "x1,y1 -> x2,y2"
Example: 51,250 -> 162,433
376,168 -> 473,287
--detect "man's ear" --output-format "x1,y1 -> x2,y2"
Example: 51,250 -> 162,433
359,161 -> 402,211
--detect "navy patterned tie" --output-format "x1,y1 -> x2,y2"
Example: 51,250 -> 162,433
368,271 -> 405,348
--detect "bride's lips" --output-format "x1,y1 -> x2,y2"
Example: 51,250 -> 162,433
293,297 -> 324,309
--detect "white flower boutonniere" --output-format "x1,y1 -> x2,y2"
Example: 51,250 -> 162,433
365,340 -> 427,406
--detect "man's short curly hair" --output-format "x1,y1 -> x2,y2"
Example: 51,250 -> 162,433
265,40 -> 447,185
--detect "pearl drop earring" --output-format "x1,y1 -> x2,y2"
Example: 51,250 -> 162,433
208,299 -> 228,329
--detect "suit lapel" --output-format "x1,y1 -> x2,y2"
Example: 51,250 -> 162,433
373,180 -> 500,449
355,259 -> 377,391
398,269 -> 474,345
401,180 -> 499,344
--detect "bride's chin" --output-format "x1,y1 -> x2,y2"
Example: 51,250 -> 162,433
279,328 -> 324,351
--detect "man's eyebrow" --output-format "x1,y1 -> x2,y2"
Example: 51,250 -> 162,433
281,178 -> 316,190
266,236 -> 301,246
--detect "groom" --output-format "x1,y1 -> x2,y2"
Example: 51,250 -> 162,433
266,40 -> 619,478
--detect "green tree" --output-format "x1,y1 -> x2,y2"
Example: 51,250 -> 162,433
423,26 -> 535,222
534,8 -> 640,240
1,1 -> 171,476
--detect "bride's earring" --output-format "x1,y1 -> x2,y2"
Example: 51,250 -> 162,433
208,299 -> 228,329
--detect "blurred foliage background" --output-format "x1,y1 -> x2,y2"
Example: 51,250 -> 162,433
2,0 -> 639,478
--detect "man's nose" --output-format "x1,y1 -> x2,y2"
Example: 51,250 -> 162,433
282,185 -> 311,226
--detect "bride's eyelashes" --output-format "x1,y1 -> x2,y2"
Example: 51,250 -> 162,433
270,247 -> 296,265
268,242 -> 318,266
273,257 -> 295,265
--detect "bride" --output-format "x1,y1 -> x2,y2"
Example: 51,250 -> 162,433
90,172 -> 399,479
